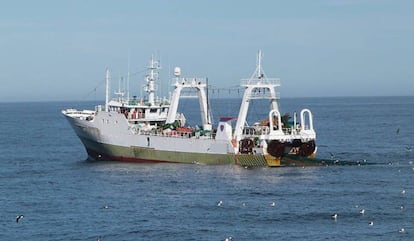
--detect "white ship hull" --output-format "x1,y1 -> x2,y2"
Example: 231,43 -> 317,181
63,51 -> 318,167
63,109 -> 317,167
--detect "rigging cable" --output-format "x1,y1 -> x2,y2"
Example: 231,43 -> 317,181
81,68 -> 148,100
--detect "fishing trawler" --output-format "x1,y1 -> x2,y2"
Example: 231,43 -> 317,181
62,51 -> 317,167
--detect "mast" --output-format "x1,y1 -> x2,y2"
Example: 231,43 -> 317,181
105,68 -> 110,112
257,50 -> 263,79
114,76 -> 124,101
146,55 -> 160,106
127,52 -> 130,100
234,50 -> 281,141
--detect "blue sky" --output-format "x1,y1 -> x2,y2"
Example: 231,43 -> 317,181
1,0 -> 413,101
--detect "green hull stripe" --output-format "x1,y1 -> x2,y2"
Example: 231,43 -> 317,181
80,137 -> 237,165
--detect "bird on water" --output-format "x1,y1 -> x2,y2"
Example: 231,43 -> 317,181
16,215 -> 24,223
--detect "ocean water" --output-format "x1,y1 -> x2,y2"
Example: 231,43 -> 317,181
1,96 -> 414,241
